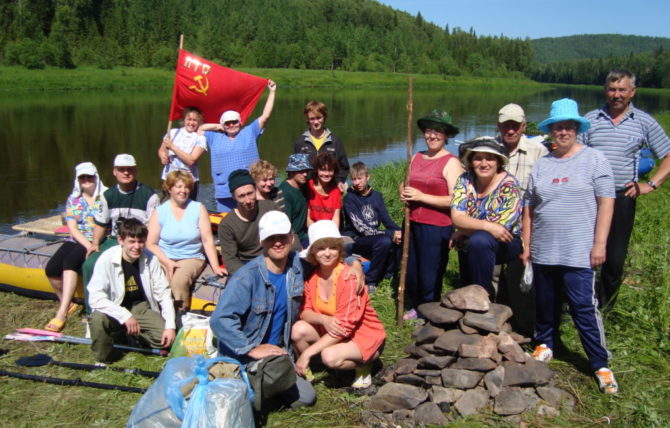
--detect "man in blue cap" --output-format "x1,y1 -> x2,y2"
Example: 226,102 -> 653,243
279,154 -> 313,248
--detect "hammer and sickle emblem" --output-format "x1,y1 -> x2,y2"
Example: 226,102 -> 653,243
189,75 -> 209,95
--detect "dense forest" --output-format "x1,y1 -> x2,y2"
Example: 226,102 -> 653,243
0,0 -> 533,76
2,0 -> 670,89
531,34 -> 670,63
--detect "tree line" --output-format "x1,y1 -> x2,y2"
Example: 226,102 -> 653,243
1,0 -> 669,89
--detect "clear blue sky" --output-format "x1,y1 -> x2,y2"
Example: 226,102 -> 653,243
377,0 -> 670,40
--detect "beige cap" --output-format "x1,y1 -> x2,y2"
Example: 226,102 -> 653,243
113,154 -> 136,167
498,104 -> 525,123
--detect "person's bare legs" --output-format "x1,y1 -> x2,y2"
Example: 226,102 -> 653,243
291,320 -> 320,354
48,270 -> 79,321
320,341 -> 364,370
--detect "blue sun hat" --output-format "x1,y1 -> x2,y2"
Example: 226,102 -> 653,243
538,98 -> 591,134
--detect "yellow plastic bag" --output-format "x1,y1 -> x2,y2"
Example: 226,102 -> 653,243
169,313 -> 217,358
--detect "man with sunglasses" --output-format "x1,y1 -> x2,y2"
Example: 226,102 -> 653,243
81,154 -> 160,315
201,80 -> 277,212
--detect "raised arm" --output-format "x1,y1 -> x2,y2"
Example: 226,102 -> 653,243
258,80 -> 277,129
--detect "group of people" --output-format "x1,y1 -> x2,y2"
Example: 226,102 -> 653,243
42,68 -> 670,404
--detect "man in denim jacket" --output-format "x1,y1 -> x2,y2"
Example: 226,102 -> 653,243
211,210 -> 364,409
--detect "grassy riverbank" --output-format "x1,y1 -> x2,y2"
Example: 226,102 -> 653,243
0,65 -> 545,91
1,121 -> 670,427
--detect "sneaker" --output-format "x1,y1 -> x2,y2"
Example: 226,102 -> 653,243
403,308 -> 418,320
532,344 -> 553,362
595,368 -> 618,394
352,364 -> 372,389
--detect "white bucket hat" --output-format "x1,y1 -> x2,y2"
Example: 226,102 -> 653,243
300,220 -> 342,258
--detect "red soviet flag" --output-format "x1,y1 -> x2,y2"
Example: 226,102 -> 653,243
169,49 -> 268,124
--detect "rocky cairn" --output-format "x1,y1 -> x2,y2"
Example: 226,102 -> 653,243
364,285 -> 574,426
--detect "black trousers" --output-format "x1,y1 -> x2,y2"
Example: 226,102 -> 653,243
598,191 -> 636,312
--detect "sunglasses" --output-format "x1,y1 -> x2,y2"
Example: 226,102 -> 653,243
224,120 -> 240,126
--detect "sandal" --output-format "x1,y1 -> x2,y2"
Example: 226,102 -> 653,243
44,318 -> 65,332
67,303 -> 81,317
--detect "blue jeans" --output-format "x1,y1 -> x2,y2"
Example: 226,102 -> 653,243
458,230 -> 522,297
406,222 -> 453,307
350,234 -> 400,286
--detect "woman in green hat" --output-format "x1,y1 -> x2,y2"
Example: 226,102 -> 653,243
399,110 -> 464,319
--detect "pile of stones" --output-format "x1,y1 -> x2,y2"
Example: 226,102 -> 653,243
363,285 -> 574,427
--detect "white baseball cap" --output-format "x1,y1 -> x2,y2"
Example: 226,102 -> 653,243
113,154 -> 136,167
498,104 -> 526,123
259,211 -> 292,242
75,162 -> 98,177
220,110 -> 241,124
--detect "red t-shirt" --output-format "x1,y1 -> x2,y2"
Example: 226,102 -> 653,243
307,179 -> 342,222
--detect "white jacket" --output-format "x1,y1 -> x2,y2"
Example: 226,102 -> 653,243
88,245 -> 176,330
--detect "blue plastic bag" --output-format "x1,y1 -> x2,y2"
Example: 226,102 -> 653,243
127,356 -> 254,428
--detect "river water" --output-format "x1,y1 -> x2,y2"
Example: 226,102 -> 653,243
3,84 -> 670,231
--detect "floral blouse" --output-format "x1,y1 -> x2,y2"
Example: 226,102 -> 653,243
65,194 -> 102,242
451,171 -> 522,236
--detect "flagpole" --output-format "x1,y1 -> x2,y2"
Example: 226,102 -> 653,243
166,34 -> 184,136
397,76 -> 413,326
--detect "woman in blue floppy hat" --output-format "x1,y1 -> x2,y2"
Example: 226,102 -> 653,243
399,109 -> 464,319
521,98 -> 619,394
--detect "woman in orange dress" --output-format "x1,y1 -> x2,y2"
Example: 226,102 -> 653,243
291,220 -> 385,388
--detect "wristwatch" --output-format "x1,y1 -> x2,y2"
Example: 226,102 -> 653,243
647,180 -> 658,190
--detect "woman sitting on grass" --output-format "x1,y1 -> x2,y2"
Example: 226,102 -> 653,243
292,220 -> 386,389
146,170 -> 225,314
44,162 -> 107,332
307,152 -> 342,228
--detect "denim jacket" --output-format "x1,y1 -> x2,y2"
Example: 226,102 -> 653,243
210,252 -> 304,363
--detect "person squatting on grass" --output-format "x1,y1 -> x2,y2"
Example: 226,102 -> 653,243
44,162 -> 107,332
146,170 -> 225,314
579,69 -> 670,313
157,106 -> 208,201
343,161 -> 402,290
200,80 -> 277,213
522,98 -> 618,394
292,220 -> 386,389
88,218 -> 176,363
400,109 -> 464,320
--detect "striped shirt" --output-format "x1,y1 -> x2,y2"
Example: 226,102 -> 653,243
524,146 -> 614,268
94,183 -> 160,237
580,104 -> 670,190
498,135 -> 549,197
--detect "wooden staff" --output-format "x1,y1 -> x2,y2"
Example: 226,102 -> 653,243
397,76 -> 413,326
165,34 -> 185,136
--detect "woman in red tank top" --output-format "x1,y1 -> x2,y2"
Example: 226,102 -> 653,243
400,110 -> 464,319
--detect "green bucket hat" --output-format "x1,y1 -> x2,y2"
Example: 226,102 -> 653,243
417,109 -> 459,137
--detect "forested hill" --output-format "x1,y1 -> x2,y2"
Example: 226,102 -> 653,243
532,34 -> 670,63
1,0 -> 533,77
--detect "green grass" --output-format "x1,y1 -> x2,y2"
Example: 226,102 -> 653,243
2,133 -> 670,426
0,65 -> 545,92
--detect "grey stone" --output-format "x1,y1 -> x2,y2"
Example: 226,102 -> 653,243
459,335 -> 499,359
414,402 -> 449,426
424,375 -> 442,386
494,387 -> 528,415
418,302 -> 464,324
441,368 -> 484,389
459,317 -> 479,334
430,385 -> 464,404
536,386 -> 575,411
403,344 -> 431,358
442,284 -> 491,312
394,358 -> 419,375
537,404 -> 560,417
434,329 -> 482,353
418,355 -> 455,369
396,374 -> 425,386
520,387 -> 541,409
360,410 -> 395,428
413,323 -> 445,345
462,303 -> 513,333
454,388 -> 490,416
413,369 -> 441,377
391,409 -> 415,427
498,332 -> 529,364
510,331 -> 532,344
369,383 -> 428,412
451,357 -> 498,372
419,342 -> 439,354
484,366 -> 505,397
502,360 -> 553,387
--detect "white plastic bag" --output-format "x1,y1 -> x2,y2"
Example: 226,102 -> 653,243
169,313 -> 217,358
520,263 -> 533,293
